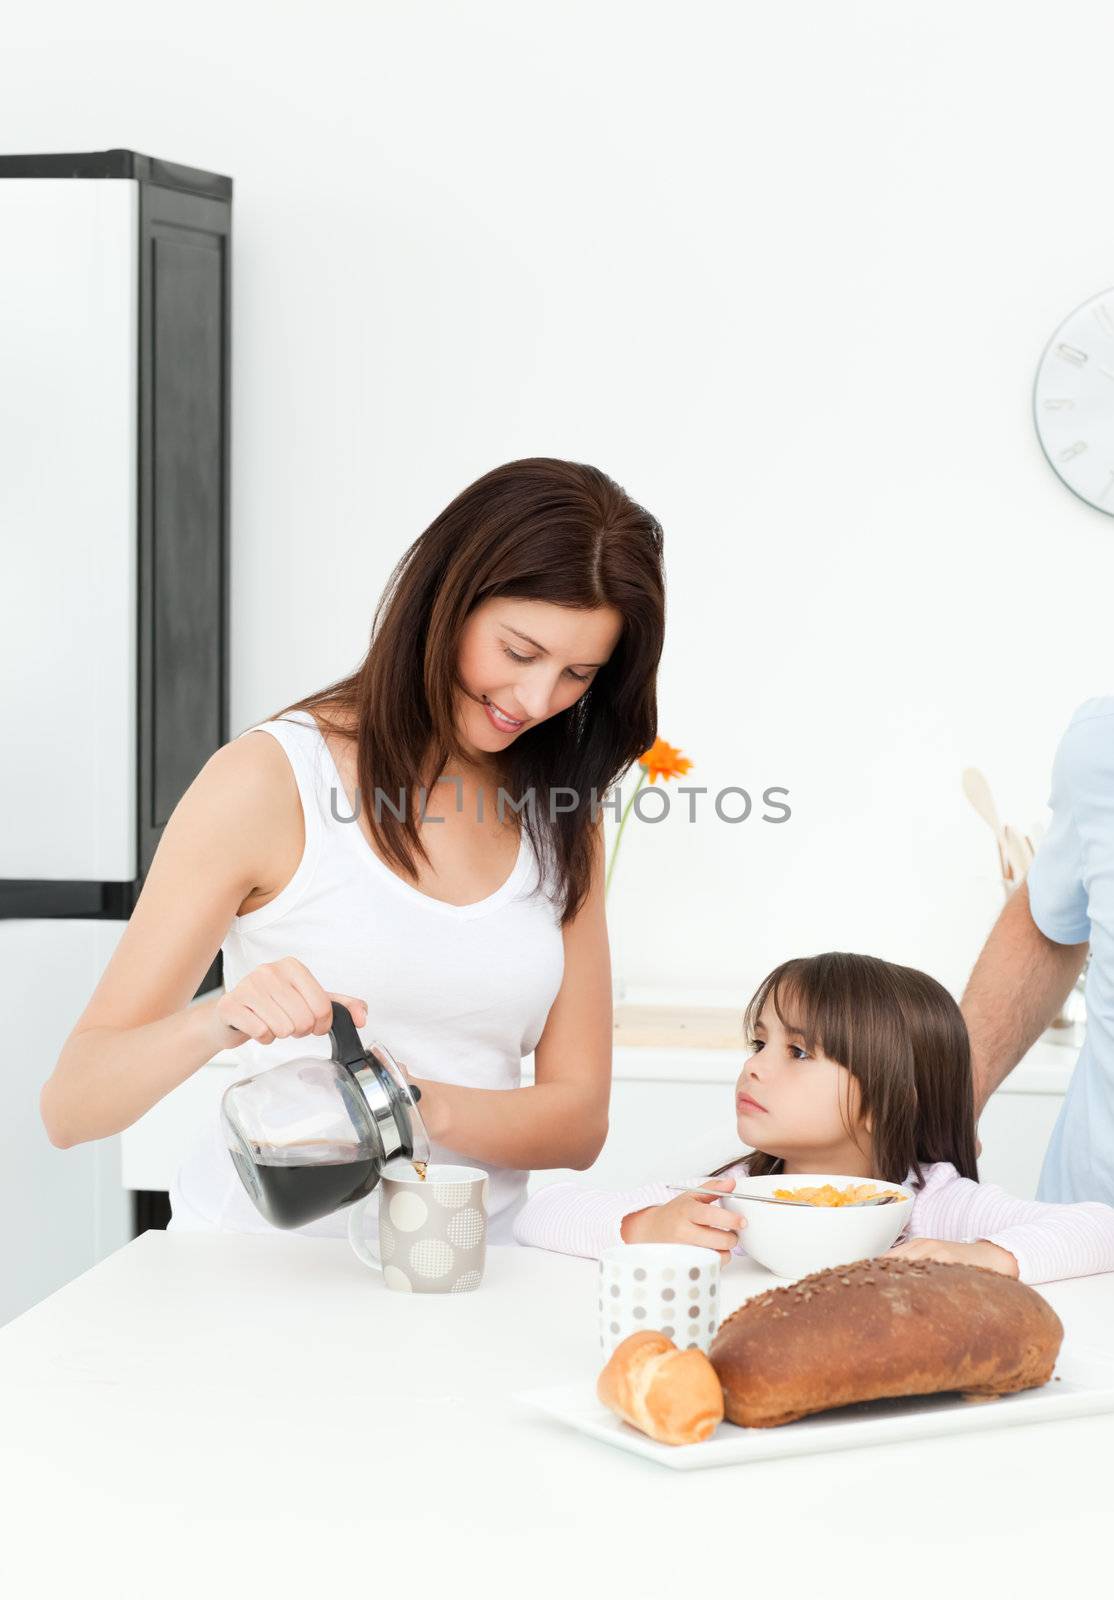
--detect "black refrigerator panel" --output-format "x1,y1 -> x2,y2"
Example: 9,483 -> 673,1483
0,149 -> 231,915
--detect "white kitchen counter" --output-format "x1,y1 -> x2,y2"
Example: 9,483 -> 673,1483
0,1233 -> 1110,1597
121,1032 -> 1079,1201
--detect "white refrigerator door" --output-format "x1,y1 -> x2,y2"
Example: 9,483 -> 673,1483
0,178 -> 138,881
0,919 -> 131,1326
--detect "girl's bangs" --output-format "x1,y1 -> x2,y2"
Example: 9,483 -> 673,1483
744,961 -> 828,1056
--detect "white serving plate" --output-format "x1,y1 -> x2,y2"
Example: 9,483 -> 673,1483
516,1343 -> 1114,1471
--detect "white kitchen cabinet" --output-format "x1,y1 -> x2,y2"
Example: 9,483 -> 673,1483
975,1078 -> 1066,1199
0,921 -> 131,1326
527,1045 -> 1073,1200
119,1038 -> 1075,1216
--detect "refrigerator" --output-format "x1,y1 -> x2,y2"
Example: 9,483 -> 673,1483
0,151 -> 232,1324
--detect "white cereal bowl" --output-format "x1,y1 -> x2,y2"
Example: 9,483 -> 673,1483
720,1172 -> 914,1280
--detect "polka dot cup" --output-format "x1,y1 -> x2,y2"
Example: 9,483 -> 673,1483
348,1161 -> 488,1294
598,1244 -> 721,1357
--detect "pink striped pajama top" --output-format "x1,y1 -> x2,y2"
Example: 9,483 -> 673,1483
512,1158 -> 1114,1283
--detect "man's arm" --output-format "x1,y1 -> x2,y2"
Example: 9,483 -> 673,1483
961,882 -> 1088,1118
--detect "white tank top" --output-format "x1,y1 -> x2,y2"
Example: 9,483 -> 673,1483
168,711 -> 567,1242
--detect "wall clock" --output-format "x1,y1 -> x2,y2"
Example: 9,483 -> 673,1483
1034,287 -> 1114,513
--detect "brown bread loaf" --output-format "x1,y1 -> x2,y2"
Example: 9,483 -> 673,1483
709,1256 -> 1064,1428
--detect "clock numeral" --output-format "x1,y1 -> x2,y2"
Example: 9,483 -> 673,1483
1098,471 -> 1114,503
1094,303 -> 1114,339
1058,440 -> 1088,462
1043,398 -> 1075,410
1056,342 -> 1089,367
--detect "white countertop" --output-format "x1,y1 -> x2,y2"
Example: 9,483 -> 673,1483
0,1233 -> 1110,1596
200,1033 -> 1079,1090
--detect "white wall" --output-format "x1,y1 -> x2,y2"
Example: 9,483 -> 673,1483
5,1 -> 1114,1006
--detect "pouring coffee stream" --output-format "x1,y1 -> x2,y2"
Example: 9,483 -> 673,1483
221,1002 -> 433,1228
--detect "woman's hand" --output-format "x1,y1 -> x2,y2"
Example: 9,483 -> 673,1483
213,958 -> 368,1048
396,1065 -> 449,1143
883,1237 -> 1019,1277
620,1177 -> 746,1263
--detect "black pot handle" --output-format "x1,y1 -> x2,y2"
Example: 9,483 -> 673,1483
328,1002 -> 367,1069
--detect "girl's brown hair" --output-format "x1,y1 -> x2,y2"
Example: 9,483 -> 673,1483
713,952 -> 979,1187
278,458 -> 665,923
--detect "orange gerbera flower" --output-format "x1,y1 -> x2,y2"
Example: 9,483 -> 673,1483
638,738 -> 693,785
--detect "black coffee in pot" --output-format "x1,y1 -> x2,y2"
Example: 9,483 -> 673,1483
230,1139 -> 379,1229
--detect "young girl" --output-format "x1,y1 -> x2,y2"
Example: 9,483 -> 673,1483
514,951 -> 1114,1283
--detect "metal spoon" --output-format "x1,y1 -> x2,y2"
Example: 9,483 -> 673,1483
665,1184 -> 905,1208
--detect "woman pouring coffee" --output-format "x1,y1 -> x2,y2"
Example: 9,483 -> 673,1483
40,457 -> 666,1240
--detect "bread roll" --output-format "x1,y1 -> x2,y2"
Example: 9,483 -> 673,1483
597,1331 -> 725,1445
710,1256 -> 1064,1428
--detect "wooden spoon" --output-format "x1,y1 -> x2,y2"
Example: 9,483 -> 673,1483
962,768 -> 1008,878
1003,824 -> 1031,882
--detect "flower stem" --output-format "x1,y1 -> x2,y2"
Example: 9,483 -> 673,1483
605,771 -> 645,901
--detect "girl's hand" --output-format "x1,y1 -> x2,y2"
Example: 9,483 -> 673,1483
883,1237 -> 1019,1277
620,1177 -> 746,1263
213,957 -> 368,1048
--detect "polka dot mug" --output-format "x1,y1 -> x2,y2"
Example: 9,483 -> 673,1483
348,1161 -> 488,1294
598,1243 -> 721,1356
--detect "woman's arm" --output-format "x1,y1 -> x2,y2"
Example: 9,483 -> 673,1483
410,820 -> 612,1172
40,734 -> 366,1147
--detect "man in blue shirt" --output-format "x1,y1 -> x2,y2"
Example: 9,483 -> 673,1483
963,698 -> 1112,1203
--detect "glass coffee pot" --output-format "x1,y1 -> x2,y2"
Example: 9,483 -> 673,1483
221,1002 -> 432,1229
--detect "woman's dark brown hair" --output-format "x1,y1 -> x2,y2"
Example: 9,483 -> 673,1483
712,952 -> 979,1187
277,457 -> 665,923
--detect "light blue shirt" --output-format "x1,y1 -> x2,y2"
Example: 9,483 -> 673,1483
1028,697 -> 1114,1204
